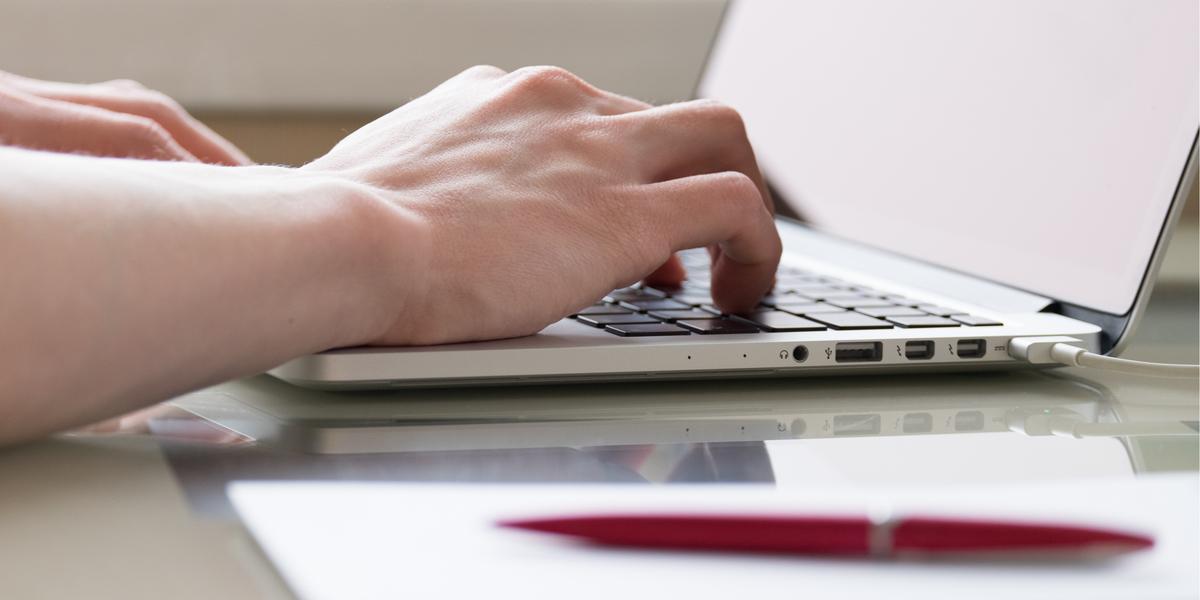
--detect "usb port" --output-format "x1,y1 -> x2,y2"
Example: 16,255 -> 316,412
904,340 -> 934,360
956,339 -> 986,359
835,342 -> 883,363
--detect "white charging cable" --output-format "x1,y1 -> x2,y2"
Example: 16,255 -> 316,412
1008,336 -> 1200,379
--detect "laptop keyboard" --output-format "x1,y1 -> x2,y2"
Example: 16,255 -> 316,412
571,250 -> 1003,337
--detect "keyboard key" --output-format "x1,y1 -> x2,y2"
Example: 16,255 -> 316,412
770,300 -> 828,311
604,323 -> 691,336
776,276 -> 835,287
806,312 -> 894,330
887,315 -> 961,328
676,319 -> 761,334
640,286 -> 680,296
783,281 -> 841,290
849,286 -> 884,296
856,306 -> 928,318
575,313 -> 660,327
619,298 -> 692,312
668,294 -> 714,306
737,307 -> 780,317
817,290 -> 885,301
786,286 -> 847,299
757,294 -> 797,307
604,288 -> 666,303
646,308 -> 723,322
915,304 -> 968,316
783,304 -> 849,315
700,302 -> 811,316
573,304 -> 634,316
766,293 -> 811,302
733,313 -> 827,332
824,297 -> 897,309
952,315 -> 1004,326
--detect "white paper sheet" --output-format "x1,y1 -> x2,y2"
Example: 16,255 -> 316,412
229,476 -> 1198,600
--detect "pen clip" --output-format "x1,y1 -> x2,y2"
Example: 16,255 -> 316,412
867,506 -> 897,557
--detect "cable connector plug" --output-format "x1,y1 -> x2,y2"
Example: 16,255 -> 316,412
1007,336 -> 1087,365
1009,336 -> 1199,379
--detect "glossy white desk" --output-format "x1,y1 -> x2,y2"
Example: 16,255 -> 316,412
1,232 -> 1196,600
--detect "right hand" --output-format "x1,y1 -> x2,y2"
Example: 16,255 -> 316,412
306,65 -> 781,346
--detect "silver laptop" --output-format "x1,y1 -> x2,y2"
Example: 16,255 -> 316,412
271,0 -> 1198,390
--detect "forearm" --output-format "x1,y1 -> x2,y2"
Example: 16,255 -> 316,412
0,147 -> 420,443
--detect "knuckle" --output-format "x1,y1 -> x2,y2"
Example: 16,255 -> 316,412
459,64 -> 506,79
96,87 -> 188,127
123,115 -> 172,144
136,89 -> 185,116
711,172 -> 764,225
711,171 -> 759,204
689,99 -> 747,134
102,78 -> 147,90
508,65 -> 590,94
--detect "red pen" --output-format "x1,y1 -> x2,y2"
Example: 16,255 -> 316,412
498,513 -> 1154,558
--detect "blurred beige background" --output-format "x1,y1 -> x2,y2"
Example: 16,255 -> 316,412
1,0 -> 1194,227
2,0 -> 724,164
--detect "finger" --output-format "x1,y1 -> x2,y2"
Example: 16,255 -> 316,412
5,77 -> 249,165
614,99 -> 777,293
45,88 -> 249,165
609,99 -> 775,215
642,254 -> 687,288
631,172 -> 781,313
0,87 -> 198,162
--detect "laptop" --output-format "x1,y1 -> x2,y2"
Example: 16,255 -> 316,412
270,0 -> 1199,390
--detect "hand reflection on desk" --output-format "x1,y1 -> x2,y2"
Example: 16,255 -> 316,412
68,403 -> 251,447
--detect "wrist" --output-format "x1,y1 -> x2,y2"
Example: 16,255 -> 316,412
299,173 -> 431,348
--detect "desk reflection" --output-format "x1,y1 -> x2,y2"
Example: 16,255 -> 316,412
160,370 -> 1196,517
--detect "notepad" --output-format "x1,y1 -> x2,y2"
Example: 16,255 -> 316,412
229,475 -> 1198,600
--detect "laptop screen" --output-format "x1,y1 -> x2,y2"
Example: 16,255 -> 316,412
700,0 -> 1198,316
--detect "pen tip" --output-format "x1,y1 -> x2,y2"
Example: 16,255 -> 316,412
496,518 -> 565,534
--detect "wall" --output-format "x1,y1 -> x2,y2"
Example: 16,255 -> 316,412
1,0 -> 725,111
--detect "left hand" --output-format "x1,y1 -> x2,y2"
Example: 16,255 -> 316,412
0,70 -> 250,165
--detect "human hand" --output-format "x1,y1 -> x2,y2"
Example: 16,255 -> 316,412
0,70 -> 249,164
306,65 -> 780,346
